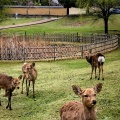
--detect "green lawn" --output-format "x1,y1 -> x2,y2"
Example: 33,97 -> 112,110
1,15 -> 120,34
0,14 -> 120,120
0,17 -> 42,27
0,48 -> 120,120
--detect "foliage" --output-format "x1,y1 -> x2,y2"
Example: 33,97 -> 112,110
0,0 -> 12,21
41,0 -> 49,6
58,0 -> 77,15
76,0 -> 120,34
93,0 -> 120,34
58,0 -> 76,7
76,0 -> 94,14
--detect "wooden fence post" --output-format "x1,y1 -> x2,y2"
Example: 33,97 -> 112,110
81,45 -> 84,58
54,45 -> 56,61
23,31 -> 26,63
77,32 -> 78,42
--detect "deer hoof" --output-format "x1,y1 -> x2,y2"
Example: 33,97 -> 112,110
102,78 -> 104,80
21,91 -> 23,94
98,78 -> 100,80
6,105 -> 9,109
90,77 -> 92,80
27,93 -> 29,96
95,76 -> 97,79
33,95 -> 35,99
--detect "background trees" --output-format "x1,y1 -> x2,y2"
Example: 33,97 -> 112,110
0,0 -> 12,21
76,0 -> 120,34
94,0 -> 120,34
76,0 -> 93,15
58,0 -> 76,15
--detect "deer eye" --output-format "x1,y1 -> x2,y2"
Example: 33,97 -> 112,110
84,95 -> 88,97
94,94 -> 96,96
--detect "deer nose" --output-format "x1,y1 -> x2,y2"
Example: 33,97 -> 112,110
92,100 -> 97,105
17,87 -> 20,89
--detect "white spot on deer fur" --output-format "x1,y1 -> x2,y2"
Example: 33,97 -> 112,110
98,56 -> 105,62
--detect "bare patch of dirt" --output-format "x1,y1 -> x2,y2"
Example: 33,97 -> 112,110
63,22 -> 84,27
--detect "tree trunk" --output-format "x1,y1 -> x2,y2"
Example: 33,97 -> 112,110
104,18 -> 108,34
86,4 -> 89,15
67,7 -> 69,16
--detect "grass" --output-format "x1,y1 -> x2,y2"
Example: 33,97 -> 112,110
1,15 -> 120,34
0,48 -> 120,120
0,17 -> 42,27
0,14 -> 120,120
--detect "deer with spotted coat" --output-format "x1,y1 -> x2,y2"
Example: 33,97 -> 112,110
84,51 -> 105,80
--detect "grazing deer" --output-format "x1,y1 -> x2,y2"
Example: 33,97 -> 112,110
0,74 -> 22,110
60,83 -> 102,120
21,62 -> 37,98
84,50 -> 105,80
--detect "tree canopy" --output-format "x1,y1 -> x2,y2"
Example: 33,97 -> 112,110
94,0 -> 120,34
58,0 -> 77,15
76,0 -> 120,34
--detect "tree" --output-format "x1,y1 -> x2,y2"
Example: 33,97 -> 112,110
0,0 -> 12,21
94,0 -> 120,34
76,0 -> 120,34
58,0 -> 76,16
76,0 -> 94,15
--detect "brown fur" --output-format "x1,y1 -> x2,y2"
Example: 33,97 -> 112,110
21,62 -> 37,98
84,51 -> 105,80
0,74 -> 22,110
60,83 -> 102,120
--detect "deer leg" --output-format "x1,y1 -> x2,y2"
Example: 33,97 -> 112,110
95,67 -> 97,79
0,100 -> 1,106
0,93 -> 2,106
6,91 -> 12,110
21,76 -> 25,94
26,80 -> 30,96
0,90 -> 1,106
32,80 -> 35,98
102,65 -> 104,80
98,66 -> 101,80
90,67 -> 94,79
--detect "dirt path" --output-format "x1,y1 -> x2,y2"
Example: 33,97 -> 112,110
0,17 -> 60,30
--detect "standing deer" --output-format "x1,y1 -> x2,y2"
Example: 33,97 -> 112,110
84,50 -> 105,80
0,74 -> 22,110
60,83 -> 103,120
21,62 -> 37,98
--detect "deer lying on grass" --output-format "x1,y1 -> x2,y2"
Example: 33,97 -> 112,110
21,62 -> 37,98
84,50 -> 105,80
0,74 -> 22,110
60,83 -> 102,120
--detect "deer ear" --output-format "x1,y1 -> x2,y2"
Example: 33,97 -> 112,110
18,75 -> 22,80
9,76 -> 13,80
32,62 -> 35,67
72,85 -> 83,96
93,83 -> 102,93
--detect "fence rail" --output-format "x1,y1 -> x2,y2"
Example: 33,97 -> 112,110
0,33 -> 118,61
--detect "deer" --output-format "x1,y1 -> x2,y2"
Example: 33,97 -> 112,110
0,73 -> 22,110
21,62 -> 37,98
60,83 -> 103,120
84,50 -> 105,80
